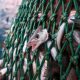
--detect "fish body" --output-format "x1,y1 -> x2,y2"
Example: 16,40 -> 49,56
56,22 -> 66,50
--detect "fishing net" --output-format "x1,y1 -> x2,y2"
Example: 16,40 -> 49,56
0,0 -> 80,80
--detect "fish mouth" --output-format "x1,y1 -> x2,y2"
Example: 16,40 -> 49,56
27,39 -> 40,51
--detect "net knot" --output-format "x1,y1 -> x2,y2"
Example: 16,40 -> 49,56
50,13 -> 56,21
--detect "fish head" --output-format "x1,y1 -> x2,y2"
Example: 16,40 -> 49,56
27,28 -> 48,51
68,10 -> 76,24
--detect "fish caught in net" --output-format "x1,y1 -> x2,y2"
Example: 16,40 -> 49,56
0,0 -> 80,80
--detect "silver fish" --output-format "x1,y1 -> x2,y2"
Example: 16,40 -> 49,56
27,27 -> 48,51
68,10 -> 76,24
51,47 -> 57,61
40,60 -> 48,80
56,22 -> 66,49
23,58 -> 27,73
0,67 -> 7,76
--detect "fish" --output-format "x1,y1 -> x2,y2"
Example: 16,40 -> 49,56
40,60 -> 48,80
32,61 -> 36,75
68,10 -> 80,28
28,26 -> 42,42
37,12 -> 43,21
27,27 -> 48,51
0,67 -> 7,77
13,48 -> 17,60
9,47 -> 12,56
13,64 -> 16,80
47,41 -> 57,61
23,40 -> 27,53
56,22 -> 66,50
68,10 -> 80,25
47,40 -> 52,48
51,47 -> 57,61
23,58 -> 27,73
68,10 -> 76,24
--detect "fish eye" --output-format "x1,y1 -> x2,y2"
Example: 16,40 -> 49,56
36,34 -> 39,38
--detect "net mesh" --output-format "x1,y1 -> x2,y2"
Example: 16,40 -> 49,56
1,0 -> 80,80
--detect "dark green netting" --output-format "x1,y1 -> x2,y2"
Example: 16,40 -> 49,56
0,0 -> 80,80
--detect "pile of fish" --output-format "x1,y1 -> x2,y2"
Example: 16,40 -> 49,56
0,0 -> 80,80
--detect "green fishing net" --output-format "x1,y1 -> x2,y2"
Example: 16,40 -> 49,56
1,0 -> 80,80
